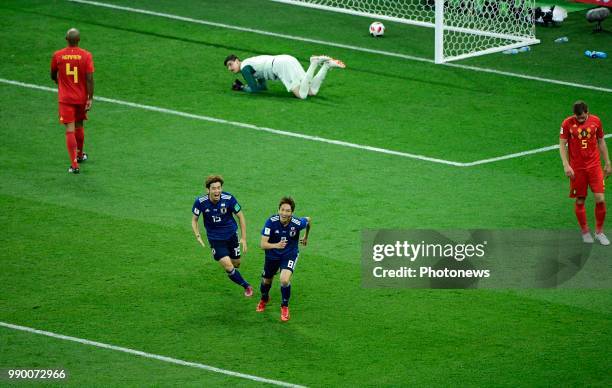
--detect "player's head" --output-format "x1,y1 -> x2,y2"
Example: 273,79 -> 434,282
573,101 -> 589,123
224,54 -> 241,73
278,196 -> 295,223
205,175 -> 224,202
65,28 -> 80,46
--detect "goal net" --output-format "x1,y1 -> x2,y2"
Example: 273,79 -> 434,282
271,0 -> 539,63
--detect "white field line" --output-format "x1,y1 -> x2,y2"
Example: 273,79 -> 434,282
67,0 -> 612,94
0,78 -> 597,167
0,321 -> 306,387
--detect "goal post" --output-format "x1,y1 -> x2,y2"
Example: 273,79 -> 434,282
270,0 -> 540,64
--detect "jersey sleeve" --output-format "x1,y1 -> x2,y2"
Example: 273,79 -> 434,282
560,119 -> 569,140
596,117 -> 604,138
230,196 -> 241,214
240,65 -> 267,93
299,217 -> 309,231
261,219 -> 273,236
192,198 -> 202,217
50,53 -> 58,71
86,52 -> 94,73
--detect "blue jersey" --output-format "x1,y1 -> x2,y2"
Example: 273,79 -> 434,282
192,192 -> 241,241
261,215 -> 308,260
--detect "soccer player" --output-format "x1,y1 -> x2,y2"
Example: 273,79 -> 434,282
50,28 -> 94,174
191,175 -> 253,296
257,197 -> 311,322
224,54 -> 345,99
559,101 -> 612,245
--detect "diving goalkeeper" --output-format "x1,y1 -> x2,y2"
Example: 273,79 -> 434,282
224,54 -> 345,99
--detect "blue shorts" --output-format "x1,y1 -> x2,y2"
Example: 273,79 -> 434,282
209,234 -> 241,261
262,254 -> 299,278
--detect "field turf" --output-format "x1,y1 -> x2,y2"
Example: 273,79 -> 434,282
1,0 -> 610,386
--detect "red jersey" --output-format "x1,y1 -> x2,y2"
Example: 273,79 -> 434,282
560,114 -> 604,170
51,46 -> 94,104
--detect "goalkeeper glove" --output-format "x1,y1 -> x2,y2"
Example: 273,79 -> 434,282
232,79 -> 244,91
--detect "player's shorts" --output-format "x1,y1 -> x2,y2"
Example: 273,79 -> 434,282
262,254 -> 299,278
208,234 -> 241,261
569,166 -> 605,198
59,102 -> 88,124
272,55 -> 306,92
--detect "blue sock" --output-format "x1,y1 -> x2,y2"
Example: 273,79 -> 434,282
280,284 -> 291,307
260,281 -> 272,302
227,268 -> 249,288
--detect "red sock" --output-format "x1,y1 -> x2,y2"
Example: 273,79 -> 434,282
595,201 -> 606,234
574,202 -> 589,233
75,127 -> 84,158
65,131 -> 78,168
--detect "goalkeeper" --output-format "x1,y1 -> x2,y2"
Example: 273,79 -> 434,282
224,54 -> 345,99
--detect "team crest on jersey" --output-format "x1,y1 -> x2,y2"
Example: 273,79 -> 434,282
220,207 -> 227,214
577,128 -> 591,139
289,227 -> 296,237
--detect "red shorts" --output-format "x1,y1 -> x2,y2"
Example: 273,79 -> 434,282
58,102 -> 88,124
569,166 -> 605,198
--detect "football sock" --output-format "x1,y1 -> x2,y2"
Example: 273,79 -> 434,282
298,62 -> 319,99
260,281 -> 271,302
227,268 -> 249,288
75,127 -> 84,158
595,201 -> 606,233
65,130 -> 78,168
574,202 -> 589,233
280,284 -> 291,307
309,63 -> 330,96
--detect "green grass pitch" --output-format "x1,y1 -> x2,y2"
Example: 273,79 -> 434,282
1,0 -> 610,386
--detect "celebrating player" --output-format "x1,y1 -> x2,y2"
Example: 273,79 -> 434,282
559,101 -> 611,245
50,28 -> 94,174
191,175 -> 253,296
257,197 -> 311,322
224,54 -> 345,99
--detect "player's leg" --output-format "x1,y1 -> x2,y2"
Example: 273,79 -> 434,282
294,56 -> 324,99
309,57 -> 345,96
279,268 -> 293,322
570,170 -> 591,242
60,103 -> 79,173
590,167 -> 608,245
212,239 -> 252,295
278,256 -> 297,321
74,118 -> 87,163
257,259 -> 278,311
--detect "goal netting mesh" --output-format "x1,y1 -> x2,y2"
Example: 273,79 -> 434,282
271,0 -> 539,63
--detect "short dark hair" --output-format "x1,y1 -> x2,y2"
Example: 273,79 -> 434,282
205,175 -> 224,189
224,54 -> 239,66
573,101 -> 588,115
279,196 -> 295,212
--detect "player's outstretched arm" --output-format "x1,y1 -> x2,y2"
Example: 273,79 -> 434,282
300,217 -> 312,246
191,214 -> 206,248
236,211 -> 248,254
598,137 -> 612,177
50,70 -> 58,84
559,139 -> 574,179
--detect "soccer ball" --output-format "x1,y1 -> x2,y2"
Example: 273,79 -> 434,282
369,22 -> 385,37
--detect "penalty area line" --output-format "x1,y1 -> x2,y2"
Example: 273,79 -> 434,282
0,78 -> 591,167
0,321 -> 306,388
67,0 -> 611,93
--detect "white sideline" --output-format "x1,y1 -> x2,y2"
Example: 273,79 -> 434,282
0,321 -> 306,387
2,78 -> 608,167
66,0 -> 612,94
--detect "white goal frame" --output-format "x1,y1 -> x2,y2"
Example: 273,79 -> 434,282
271,0 -> 540,63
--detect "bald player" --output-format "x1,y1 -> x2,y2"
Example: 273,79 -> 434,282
51,28 -> 95,174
